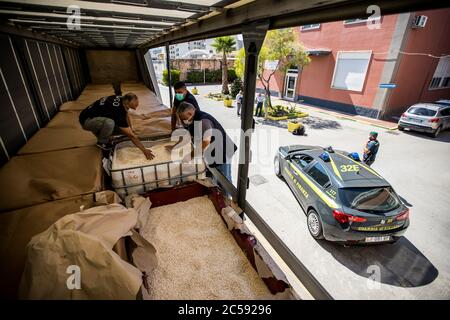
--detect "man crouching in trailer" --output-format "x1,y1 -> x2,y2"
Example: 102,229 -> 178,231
79,92 -> 154,159
166,101 -> 237,183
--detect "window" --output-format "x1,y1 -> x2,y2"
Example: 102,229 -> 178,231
407,106 -> 437,117
440,108 -> 450,116
430,57 -> 450,89
301,24 -> 320,31
292,154 -> 314,169
307,163 -> 330,188
339,187 -> 401,214
344,18 -> 368,25
331,51 -> 371,91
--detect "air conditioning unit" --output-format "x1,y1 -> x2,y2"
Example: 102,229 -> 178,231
412,15 -> 428,28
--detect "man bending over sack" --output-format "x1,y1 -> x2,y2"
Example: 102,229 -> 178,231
79,92 -> 154,159
167,101 -> 237,183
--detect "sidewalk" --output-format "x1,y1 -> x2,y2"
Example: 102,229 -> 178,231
270,96 -> 398,131
159,83 -> 398,130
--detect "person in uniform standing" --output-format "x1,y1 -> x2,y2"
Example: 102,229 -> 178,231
363,131 -> 380,166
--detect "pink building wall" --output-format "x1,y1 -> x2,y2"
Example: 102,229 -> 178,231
257,8 -> 450,119
385,9 -> 450,118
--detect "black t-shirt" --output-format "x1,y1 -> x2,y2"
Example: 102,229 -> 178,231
173,91 -> 200,112
79,95 -> 129,128
186,111 -> 237,167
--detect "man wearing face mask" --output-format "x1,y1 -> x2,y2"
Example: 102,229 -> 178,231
166,102 -> 237,183
362,131 -> 380,166
79,92 -> 154,159
172,81 -> 201,131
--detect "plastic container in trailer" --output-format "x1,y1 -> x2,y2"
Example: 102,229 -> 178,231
109,138 -> 207,198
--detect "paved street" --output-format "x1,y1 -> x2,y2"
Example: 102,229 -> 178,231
158,84 -> 450,299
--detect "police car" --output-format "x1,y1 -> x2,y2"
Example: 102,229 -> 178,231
274,145 -> 409,244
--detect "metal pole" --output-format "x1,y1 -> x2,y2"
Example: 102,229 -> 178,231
165,43 -> 173,108
237,22 -> 269,208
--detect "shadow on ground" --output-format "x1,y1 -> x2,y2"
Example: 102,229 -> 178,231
257,115 -> 342,130
317,237 -> 438,287
301,116 -> 342,130
401,129 -> 450,143
257,118 -> 288,129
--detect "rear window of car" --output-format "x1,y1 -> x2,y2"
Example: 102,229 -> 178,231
339,187 -> 401,214
408,106 -> 437,117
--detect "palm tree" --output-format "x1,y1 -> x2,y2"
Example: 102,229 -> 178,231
212,36 -> 236,94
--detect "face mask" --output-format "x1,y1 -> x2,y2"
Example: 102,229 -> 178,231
175,93 -> 185,101
183,119 -> 193,126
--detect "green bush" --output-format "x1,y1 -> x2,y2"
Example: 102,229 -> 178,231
186,70 -> 204,83
227,68 -> 237,82
184,68 -> 237,84
268,105 -> 297,117
230,78 -> 243,98
205,69 -> 222,82
162,69 -> 180,86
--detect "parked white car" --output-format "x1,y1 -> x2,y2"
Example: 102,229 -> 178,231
398,103 -> 450,138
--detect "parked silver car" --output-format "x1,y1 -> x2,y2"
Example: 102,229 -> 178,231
398,103 -> 450,138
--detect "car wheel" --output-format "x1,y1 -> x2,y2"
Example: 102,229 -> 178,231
431,126 -> 442,138
274,155 -> 282,178
307,209 -> 324,240
398,125 -> 404,131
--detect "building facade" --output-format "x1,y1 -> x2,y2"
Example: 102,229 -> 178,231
257,8 -> 450,120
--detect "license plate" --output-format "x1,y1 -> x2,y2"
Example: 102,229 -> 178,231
409,118 -> 422,123
365,236 -> 392,243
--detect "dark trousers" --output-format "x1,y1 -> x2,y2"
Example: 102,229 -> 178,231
255,102 -> 263,117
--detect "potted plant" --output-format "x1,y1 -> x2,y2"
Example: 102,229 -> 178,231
223,95 -> 233,107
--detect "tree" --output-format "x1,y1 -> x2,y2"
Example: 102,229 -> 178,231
212,36 -> 236,94
233,28 -> 311,111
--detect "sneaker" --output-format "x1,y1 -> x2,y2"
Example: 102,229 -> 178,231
96,142 -> 113,151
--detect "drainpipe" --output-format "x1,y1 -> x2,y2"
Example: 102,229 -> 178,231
374,13 -> 412,119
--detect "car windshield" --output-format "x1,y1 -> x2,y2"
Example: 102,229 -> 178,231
435,101 -> 450,106
408,106 -> 437,116
339,187 -> 401,214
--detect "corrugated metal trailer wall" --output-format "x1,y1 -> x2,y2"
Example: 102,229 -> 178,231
0,33 -> 86,167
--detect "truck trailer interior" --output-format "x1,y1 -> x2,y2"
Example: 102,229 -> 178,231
0,0 -> 447,300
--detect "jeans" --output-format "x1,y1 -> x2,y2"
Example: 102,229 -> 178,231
255,102 -> 263,117
82,117 -> 121,143
237,103 -> 241,116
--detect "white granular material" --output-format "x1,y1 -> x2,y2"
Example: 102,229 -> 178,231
113,141 -> 179,169
141,196 -> 272,300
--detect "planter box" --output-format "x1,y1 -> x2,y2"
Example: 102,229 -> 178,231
266,112 -> 309,121
288,121 -> 302,133
266,115 -> 289,121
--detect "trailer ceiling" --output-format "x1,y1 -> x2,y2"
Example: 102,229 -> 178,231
0,0 -> 448,49
0,0 -> 241,48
